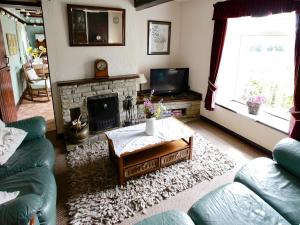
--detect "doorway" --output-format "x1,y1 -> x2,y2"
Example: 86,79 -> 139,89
0,4 -> 56,131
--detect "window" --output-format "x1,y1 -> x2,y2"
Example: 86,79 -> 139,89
216,12 -> 296,132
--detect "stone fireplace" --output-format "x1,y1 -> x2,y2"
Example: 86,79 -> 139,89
57,75 -> 139,133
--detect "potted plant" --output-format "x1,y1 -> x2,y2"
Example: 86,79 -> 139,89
246,96 -> 264,115
143,90 -> 165,135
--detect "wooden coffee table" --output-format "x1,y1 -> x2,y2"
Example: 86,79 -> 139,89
105,117 -> 194,185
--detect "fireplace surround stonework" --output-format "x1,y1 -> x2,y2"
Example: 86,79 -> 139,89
57,75 -> 139,131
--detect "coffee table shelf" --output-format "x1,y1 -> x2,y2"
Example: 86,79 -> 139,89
123,139 -> 189,167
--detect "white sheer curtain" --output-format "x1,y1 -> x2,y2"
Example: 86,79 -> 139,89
16,22 -> 29,64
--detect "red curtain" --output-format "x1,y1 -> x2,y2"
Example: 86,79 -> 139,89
204,19 -> 227,110
213,0 -> 299,19
205,0 -> 300,112
290,13 -> 300,140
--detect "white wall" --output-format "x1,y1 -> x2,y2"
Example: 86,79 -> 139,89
179,0 -> 287,150
42,0 -> 287,149
42,0 -> 181,133
135,3 -> 181,85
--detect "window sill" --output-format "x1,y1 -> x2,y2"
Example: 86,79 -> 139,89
216,101 -> 289,135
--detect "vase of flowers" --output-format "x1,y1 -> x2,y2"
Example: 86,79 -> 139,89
143,90 -> 165,135
246,96 -> 264,115
27,46 -> 47,64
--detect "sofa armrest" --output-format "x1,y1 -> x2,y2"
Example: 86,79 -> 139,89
273,138 -> 300,178
6,117 -> 46,142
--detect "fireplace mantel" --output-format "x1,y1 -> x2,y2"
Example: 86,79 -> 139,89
57,74 -> 139,87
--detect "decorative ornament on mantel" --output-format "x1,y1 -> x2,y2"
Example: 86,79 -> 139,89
95,59 -> 108,79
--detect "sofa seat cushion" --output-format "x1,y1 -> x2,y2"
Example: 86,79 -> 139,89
234,157 -> 300,225
135,210 -> 195,225
0,137 -> 55,179
0,167 -> 56,225
188,182 -> 290,225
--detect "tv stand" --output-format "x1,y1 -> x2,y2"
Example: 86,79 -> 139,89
137,90 -> 202,122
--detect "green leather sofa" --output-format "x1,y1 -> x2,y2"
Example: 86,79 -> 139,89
136,138 -> 300,225
0,117 -> 56,225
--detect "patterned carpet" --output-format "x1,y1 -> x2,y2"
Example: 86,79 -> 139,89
65,133 -> 235,225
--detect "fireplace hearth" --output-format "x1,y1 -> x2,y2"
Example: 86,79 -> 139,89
87,94 -> 120,133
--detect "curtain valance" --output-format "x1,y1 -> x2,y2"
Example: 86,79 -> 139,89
213,0 -> 300,20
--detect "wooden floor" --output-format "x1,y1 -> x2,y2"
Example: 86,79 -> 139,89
46,119 -> 268,225
17,94 -> 56,132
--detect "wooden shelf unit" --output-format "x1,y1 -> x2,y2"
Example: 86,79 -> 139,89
137,90 -> 202,104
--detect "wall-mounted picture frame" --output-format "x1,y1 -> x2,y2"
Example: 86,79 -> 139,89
67,4 -> 126,46
6,33 -> 18,56
147,20 -> 171,55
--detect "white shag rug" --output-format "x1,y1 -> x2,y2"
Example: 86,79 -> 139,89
66,134 -> 235,225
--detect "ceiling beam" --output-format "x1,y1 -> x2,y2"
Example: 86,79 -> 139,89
20,11 -> 43,17
0,7 -> 26,23
0,7 -> 43,26
134,0 -> 173,11
0,0 -> 41,8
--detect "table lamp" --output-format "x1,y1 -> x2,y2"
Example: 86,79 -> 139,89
138,74 -> 147,91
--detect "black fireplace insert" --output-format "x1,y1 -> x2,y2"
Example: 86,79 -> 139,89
87,93 -> 120,133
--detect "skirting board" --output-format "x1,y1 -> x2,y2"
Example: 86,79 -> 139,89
57,116 -> 273,157
200,115 -> 272,158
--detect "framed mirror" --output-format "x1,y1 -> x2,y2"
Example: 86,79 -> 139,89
67,4 -> 125,46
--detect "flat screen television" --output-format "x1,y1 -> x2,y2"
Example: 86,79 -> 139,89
150,68 -> 189,95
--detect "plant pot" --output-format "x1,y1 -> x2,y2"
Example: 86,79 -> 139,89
68,124 -> 89,143
145,117 -> 156,136
246,101 -> 261,115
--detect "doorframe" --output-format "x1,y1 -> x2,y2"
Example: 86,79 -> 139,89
0,2 -> 57,132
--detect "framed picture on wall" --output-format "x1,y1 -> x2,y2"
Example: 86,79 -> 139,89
6,33 -> 18,56
147,20 -> 171,55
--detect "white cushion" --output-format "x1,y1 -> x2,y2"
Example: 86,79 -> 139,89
30,79 -> 51,90
0,127 -> 27,165
27,68 -> 39,80
0,191 -> 20,205
0,119 -> 5,129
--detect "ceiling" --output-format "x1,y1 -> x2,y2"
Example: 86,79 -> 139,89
5,0 -> 40,3
174,0 -> 191,2
135,0 -> 192,11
